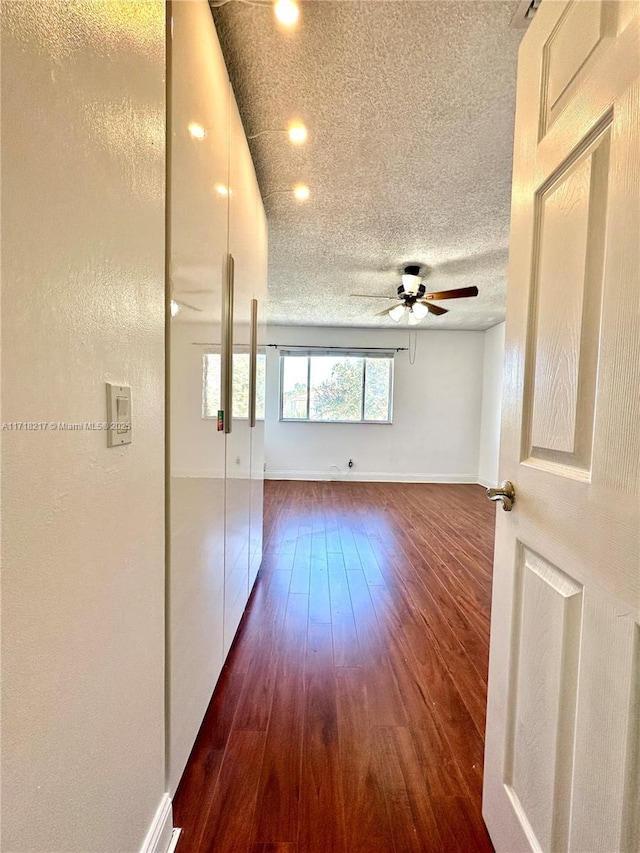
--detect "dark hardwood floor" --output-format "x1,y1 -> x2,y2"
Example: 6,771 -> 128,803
173,480 -> 496,853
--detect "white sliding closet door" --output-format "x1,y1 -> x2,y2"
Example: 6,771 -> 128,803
223,91 -> 261,657
249,205 -> 268,590
167,0 -> 229,795
167,0 -> 268,793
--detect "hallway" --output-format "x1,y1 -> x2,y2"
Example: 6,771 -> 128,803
173,481 -> 495,852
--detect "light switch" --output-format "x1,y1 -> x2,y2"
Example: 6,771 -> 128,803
106,382 -> 132,447
116,396 -> 129,432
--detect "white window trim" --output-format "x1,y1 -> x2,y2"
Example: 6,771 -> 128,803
278,350 -> 394,424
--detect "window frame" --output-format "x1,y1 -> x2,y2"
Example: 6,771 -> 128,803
278,351 -> 394,425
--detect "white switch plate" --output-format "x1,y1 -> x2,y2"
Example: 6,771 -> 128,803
106,382 -> 132,447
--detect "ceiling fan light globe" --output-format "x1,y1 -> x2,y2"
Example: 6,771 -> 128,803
411,302 -> 429,320
389,304 -> 406,322
401,273 -> 422,293
408,310 -> 421,326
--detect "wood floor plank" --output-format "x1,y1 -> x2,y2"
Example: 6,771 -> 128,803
173,481 -> 495,853
251,594 -> 308,844
299,622 -> 347,853
429,796 -> 495,853
373,725 -> 444,852
172,669 -> 246,852
368,548 -> 488,733
348,564 -> 386,645
346,569 -> 407,727
335,667 -> 397,853
290,515 -> 312,594
351,527 -> 387,586
308,553 -> 331,624
327,552 -> 361,667
195,730 -> 267,853
250,675 -> 303,844
233,570 -> 291,732
324,508 -> 342,554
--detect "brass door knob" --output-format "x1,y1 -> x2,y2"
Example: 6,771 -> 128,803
486,480 -> 516,512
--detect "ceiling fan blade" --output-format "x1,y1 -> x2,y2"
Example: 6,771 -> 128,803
350,294 -> 401,300
375,304 -> 404,317
175,299 -> 203,312
417,301 -> 448,316
422,286 -> 479,300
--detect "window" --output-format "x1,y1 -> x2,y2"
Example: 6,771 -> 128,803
279,351 -> 393,423
202,353 -> 266,420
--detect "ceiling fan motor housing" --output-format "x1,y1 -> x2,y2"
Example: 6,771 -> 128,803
403,264 -> 421,277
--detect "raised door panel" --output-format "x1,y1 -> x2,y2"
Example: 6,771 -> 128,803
168,0 -> 229,794
504,549 -> 583,852
525,127 -> 609,476
224,88 -> 257,657
569,591 -> 640,850
541,0 -> 618,134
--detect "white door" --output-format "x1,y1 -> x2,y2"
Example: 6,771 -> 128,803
249,203 -> 268,590
223,87 -> 259,657
167,0 -> 230,794
483,2 -> 640,852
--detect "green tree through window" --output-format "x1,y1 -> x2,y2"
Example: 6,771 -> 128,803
310,358 -> 363,421
202,353 -> 266,420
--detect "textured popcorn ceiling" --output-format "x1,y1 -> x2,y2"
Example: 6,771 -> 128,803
212,0 -> 523,330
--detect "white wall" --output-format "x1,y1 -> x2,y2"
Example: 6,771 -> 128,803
478,322 -> 506,487
264,326 -> 485,482
1,4 -> 168,852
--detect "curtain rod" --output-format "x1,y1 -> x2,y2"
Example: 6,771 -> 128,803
267,344 -> 408,352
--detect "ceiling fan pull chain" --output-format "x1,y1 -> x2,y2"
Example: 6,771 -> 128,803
409,329 -> 418,365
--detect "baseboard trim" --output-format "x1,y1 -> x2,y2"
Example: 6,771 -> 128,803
167,829 -> 182,853
139,794 -> 174,853
265,470 -> 479,484
477,476 -> 498,488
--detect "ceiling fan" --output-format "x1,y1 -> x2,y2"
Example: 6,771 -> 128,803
351,264 -> 478,325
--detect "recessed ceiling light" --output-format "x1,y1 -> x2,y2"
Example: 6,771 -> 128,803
293,184 -> 310,202
274,0 -> 299,27
188,122 -> 206,140
288,122 -> 307,144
